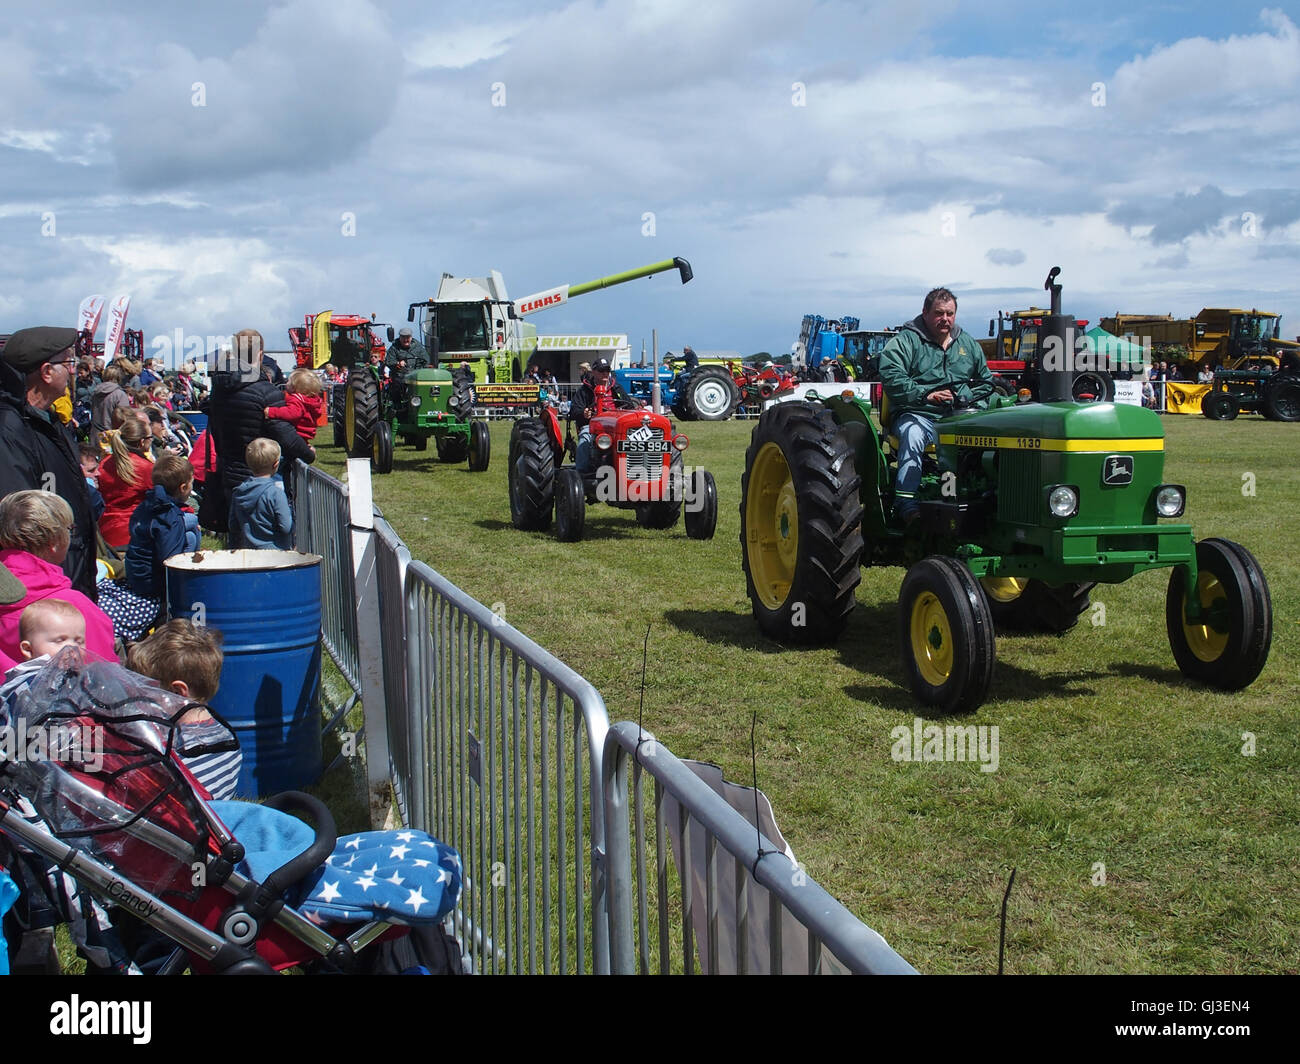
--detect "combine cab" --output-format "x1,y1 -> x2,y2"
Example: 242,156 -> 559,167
741,269 -> 1272,713
508,386 -> 716,542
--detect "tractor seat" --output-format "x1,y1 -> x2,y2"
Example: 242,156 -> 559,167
879,391 -> 936,457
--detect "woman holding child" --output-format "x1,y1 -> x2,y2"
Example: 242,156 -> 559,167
0,491 -> 117,671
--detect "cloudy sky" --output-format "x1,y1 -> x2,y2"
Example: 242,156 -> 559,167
3,1 -> 1298,363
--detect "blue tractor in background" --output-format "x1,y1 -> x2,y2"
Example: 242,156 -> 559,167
612,356 -> 742,421
794,315 -> 897,382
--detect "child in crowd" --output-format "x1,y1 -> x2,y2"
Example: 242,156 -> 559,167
79,443 -> 105,523
18,598 -> 85,662
228,438 -> 293,550
143,405 -> 185,458
0,599 -> 88,696
97,417 -> 155,550
127,620 -> 242,801
97,455 -> 198,643
265,368 -> 326,442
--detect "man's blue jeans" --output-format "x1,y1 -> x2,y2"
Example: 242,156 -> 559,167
893,413 -> 938,518
575,427 -> 594,478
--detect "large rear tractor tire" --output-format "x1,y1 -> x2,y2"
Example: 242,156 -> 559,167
554,467 -> 586,542
1071,370 -> 1115,403
980,577 -> 1094,633
372,420 -> 394,475
1166,538 -> 1271,690
899,556 -> 997,715
1262,373 -> 1300,422
684,469 -> 718,540
332,385 -> 347,449
508,419 -> 555,531
344,367 -> 380,459
468,420 -> 490,472
450,370 -> 476,420
740,401 -> 864,643
683,366 -> 742,422
1201,392 -> 1239,420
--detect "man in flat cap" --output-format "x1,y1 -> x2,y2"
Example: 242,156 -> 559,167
385,326 -> 429,409
0,327 -> 98,598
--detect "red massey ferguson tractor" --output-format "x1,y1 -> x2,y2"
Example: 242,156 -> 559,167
508,385 -> 718,542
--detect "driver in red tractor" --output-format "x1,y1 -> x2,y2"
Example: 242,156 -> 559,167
878,287 -> 995,522
572,357 -> 636,494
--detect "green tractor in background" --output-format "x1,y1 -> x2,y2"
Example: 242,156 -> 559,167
293,310 -> 488,474
740,269 -> 1272,713
343,347 -> 488,476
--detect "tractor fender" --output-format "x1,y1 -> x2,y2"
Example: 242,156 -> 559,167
542,406 -> 565,458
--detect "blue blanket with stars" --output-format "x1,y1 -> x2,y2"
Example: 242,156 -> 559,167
211,801 -> 462,925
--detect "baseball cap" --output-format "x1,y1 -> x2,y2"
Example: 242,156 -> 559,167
591,358 -> 612,372
2,327 -> 79,373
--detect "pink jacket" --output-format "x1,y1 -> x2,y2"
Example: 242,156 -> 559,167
0,548 -> 117,672
266,392 -> 323,441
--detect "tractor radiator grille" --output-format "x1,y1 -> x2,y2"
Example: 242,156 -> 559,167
622,428 -> 667,481
997,450 -> 1041,524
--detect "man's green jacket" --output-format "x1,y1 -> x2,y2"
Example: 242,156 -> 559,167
878,316 -> 994,421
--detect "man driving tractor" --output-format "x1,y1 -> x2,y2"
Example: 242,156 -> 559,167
571,357 -> 636,492
877,287 -> 995,523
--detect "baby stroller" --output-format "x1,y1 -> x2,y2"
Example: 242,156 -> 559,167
0,651 -> 462,974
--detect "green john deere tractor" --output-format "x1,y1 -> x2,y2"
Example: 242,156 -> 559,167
740,269 -> 1272,713
341,347 -> 489,475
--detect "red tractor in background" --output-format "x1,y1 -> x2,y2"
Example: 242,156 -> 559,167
728,359 -> 797,406
508,384 -> 718,542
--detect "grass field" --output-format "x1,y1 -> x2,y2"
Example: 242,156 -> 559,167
315,411 -> 1298,974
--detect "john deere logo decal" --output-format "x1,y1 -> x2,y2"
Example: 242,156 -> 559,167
1103,455 -> 1134,485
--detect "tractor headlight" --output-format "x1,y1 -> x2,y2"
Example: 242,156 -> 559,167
409,395 -> 421,408
595,433 -> 613,451
1155,484 -> 1186,518
672,434 -> 689,451
448,395 -> 460,409
1048,485 -> 1079,518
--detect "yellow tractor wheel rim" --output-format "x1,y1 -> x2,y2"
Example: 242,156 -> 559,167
981,576 -> 1028,603
1183,571 -> 1229,663
746,442 -> 799,610
910,591 -> 954,687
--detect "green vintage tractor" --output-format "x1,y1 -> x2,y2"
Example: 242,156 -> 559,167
343,361 -> 488,475
740,269 -> 1272,713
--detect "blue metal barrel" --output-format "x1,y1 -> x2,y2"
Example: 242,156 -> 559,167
165,549 -> 323,798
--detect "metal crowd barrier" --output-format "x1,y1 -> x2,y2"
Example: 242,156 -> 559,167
292,456 -> 914,975
291,461 -> 360,693
603,723 -> 916,975
402,559 -> 611,974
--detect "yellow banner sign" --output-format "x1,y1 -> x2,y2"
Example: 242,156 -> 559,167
475,383 -> 540,405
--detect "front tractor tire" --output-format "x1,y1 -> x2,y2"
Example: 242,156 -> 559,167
1166,538 -> 1271,690
554,467 -> 586,542
468,420 -> 490,472
740,401 -> 864,644
980,577 -> 1094,633
344,367 -> 380,459
508,418 -> 556,531
684,366 -> 742,422
372,420 -> 394,475
684,469 -> 718,540
899,557 -> 997,715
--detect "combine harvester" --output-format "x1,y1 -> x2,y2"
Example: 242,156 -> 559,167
402,257 -> 694,410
